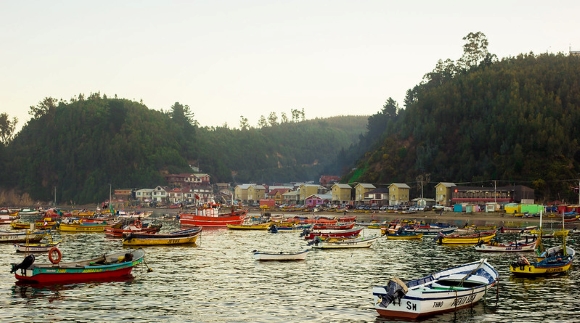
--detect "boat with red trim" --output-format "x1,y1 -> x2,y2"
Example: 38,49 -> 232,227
10,248 -> 145,284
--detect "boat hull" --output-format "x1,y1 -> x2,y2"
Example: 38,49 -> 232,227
12,249 -> 145,284
253,249 -> 309,261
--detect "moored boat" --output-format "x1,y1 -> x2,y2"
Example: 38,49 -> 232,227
302,227 -> 363,240
310,235 -> 380,249
14,241 -> 61,253
436,231 -> 496,244
0,230 -> 48,243
10,248 -> 145,284
252,249 -> 309,261
122,227 -> 202,246
179,206 -> 247,227
372,259 -> 499,319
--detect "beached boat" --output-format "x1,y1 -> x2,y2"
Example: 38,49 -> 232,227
372,259 -> 499,319
252,249 -> 309,261
122,227 -> 202,246
179,206 -> 247,227
226,222 -> 271,230
474,238 -> 536,252
310,235 -> 380,249
301,227 -> 363,240
0,230 -> 48,243
436,231 -> 496,244
10,248 -> 145,284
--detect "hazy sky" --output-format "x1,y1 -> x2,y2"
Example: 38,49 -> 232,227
1,1 -> 578,131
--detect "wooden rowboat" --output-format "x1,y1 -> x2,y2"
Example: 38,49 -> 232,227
122,228 -> 202,246
10,248 -> 145,284
373,259 -> 498,319
252,249 -> 309,261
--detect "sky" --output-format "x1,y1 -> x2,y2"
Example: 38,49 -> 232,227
1,1 -> 579,132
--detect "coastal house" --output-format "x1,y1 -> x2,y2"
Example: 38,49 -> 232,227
364,187 -> 389,206
135,188 -> 154,203
305,194 -> 332,208
354,183 -> 376,203
152,186 -> 169,204
388,183 -> 410,206
299,184 -> 326,202
435,182 -> 456,206
234,184 -> 252,202
331,183 -> 352,204
247,184 -> 266,204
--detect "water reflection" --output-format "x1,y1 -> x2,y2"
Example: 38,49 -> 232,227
0,214 -> 579,322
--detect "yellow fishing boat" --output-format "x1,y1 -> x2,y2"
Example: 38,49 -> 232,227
226,222 -> 271,230
122,228 -> 201,246
58,221 -> 109,232
385,232 -> 424,240
438,232 -> 496,244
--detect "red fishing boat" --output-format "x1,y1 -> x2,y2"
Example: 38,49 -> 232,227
179,205 -> 247,227
312,222 -> 355,230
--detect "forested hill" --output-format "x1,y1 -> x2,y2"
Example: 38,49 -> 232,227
0,95 -> 367,204
345,51 -> 580,203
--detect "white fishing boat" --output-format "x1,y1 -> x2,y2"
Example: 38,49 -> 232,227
310,235 -> 380,249
474,238 -> 536,252
252,249 -> 309,261
373,259 -> 498,319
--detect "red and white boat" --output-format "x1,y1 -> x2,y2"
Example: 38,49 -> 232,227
179,206 -> 247,227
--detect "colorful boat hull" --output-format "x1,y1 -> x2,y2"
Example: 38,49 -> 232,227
11,249 -> 145,284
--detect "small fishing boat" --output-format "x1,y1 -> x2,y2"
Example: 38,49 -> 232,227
226,222 -> 271,230
312,222 -> 355,230
474,238 -> 536,252
509,211 -> 575,276
122,227 -> 202,246
404,224 -> 458,236
372,259 -> 499,319
384,231 -> 424,240
0,230 -> 48,243
10,248 -> 145,284
301,227 -> 363,240
436,231 -> 496,244
104,219 -> 162,238
58,220 -> 110,232
252,249 -> 309,261
310,235 -> 380,249
13,241 -> 61,253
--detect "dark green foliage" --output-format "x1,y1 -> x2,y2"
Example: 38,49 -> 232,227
1,98 -> 366,204
347,53 -> 580,203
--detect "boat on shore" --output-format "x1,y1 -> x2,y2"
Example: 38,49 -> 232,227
372,259 -> 499,319
252,249 -> 309,261
10,248 -> 145,284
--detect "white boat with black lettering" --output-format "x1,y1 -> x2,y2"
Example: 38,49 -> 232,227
372,259 -> 498,319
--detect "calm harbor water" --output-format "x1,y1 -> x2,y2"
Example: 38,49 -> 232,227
1,212 -> 579,322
